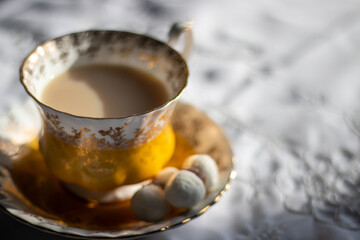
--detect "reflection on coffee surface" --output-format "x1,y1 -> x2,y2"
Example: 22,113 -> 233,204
41,64 -> 169,118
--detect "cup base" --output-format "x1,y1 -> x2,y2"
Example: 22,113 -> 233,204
64,180 -> 150,203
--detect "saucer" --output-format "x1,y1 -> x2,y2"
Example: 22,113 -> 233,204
0,101 -> 235,239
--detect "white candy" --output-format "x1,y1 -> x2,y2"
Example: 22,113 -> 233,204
183,154 -> 219,191
131,184 -> 170,222
165,170 -> 206,208
64,180 -> 149,203
155,167 -> 179,186
130,155 -> 219,219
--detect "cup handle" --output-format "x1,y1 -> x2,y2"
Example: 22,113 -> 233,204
168,21 -> 193,60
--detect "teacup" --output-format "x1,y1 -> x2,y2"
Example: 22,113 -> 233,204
20,23 -> 192,192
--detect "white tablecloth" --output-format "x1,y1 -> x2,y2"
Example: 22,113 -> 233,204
0,0 -> 359,239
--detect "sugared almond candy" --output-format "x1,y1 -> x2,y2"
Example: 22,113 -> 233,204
64,180 -> 149,203
131,184 -> 170,222
182,154 -> 219,191
155,167 -> 179,187
165,170 -> 206,208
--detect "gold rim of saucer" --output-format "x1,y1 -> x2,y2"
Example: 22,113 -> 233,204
0,102 -> 235,239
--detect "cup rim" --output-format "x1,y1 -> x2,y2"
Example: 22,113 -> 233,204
19,30 -> 189,120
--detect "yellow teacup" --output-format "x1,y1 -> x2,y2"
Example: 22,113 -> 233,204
20,23 -> 192,191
